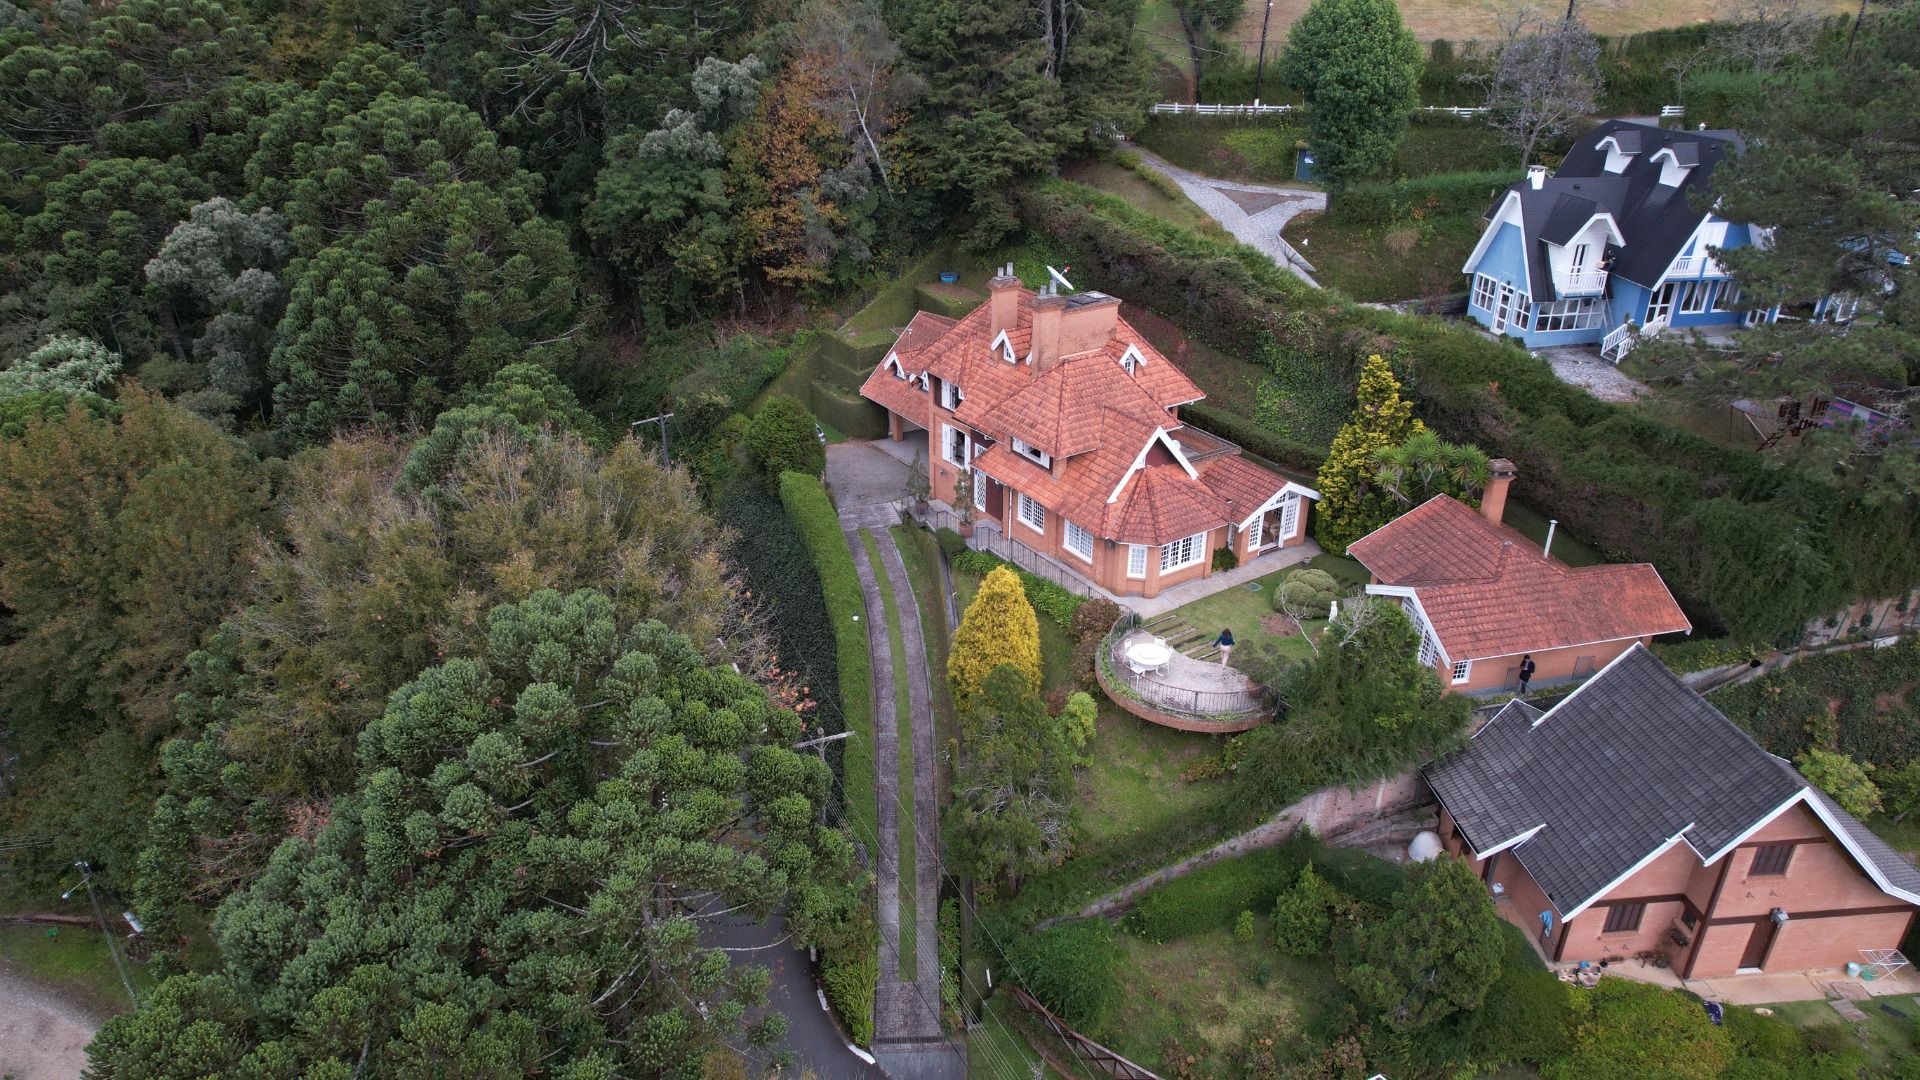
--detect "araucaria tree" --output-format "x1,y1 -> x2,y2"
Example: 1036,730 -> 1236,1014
1313,354 -> 1422,554
1278,0 -> 1421,191
946,664 -> 1075,888
1480,6 -> 1604,167
90,589 -> 864,1078
948,565 -> 1043,712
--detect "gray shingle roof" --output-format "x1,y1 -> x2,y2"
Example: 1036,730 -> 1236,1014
1423,646 -> 1920,915
1485,121 -> 1746,299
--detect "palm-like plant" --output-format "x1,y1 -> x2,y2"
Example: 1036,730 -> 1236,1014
1374,430 -> 1492,508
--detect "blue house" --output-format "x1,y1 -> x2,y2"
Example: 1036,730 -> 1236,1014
1461,121 -> 1780,358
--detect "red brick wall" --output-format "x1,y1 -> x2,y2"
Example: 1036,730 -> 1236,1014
1444,637 -> 1646,693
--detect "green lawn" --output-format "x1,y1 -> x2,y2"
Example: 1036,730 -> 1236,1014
1075,705 -> 1221,849
1156,553 -> 1370,674
862,529 -> 917,979
1089,917 -> 1342,1074
1061,157 -> 1217,235
891,526 -> 959,793
1284,207 -> 1485,303
0,920 -> 154,1018
1764,996 -> 1920,1075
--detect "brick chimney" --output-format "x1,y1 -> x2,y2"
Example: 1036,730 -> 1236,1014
988,263 -> 1022,335
1481,458 -> 1517,525
1030,290 -> 1068,371
1057,292 -> 1122,357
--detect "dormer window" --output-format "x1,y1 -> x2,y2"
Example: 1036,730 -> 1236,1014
1649,147 -> 1692,187
1118,343 -> 1145,375
1598,136 -> 1638,174
940,378 -> 964,411
1011,438 -> 1053,468
990,329 -> 1018,364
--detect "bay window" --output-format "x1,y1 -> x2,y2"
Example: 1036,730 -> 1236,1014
1159,532 -> 1206,573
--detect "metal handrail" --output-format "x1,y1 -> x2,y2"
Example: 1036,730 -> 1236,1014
1101,617 -> 1270,720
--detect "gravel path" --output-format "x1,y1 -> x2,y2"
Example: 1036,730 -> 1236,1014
0,968 -> 100,1080
1124,143 -> 1326,287
1532,344 -> 1650,402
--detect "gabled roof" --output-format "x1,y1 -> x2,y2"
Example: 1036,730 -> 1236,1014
1349,496 -> 1690,661
1423,646 -> 1920,917
862,280 -> 1306,545
1482,121 -> 1746,296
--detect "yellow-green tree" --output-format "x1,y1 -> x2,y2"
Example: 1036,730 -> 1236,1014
948,566 -> 1042,712
1313,354 -> 1422,554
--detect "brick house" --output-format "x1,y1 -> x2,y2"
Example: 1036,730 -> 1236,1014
1424,645 -> 1920,979
859,267 -> 1318,598
1346,464 -> 1691,693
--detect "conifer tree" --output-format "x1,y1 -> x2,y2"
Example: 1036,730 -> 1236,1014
1278,0 -> 1421,191
1313,354 -> 1421,554
947,565 -> 1042,712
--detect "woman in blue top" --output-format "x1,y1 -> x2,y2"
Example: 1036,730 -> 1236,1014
1215,627 -> 1235,666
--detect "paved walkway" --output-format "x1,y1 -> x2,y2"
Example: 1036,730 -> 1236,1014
1124,143 -> 1325,287
1531,344 -> 1650,402
0,968 -> 101,1080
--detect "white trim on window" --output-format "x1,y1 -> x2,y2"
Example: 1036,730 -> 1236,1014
939,378 -> 964,411
1531,297 -> 1606,333
1064,520 -> 1094,562
1679,279 -> 1713,314
990,329 -> 1018,363
940,424 -> 970,468
1451,659 -> 1472,684
1159,532 -> 1206,573
971,467 -> 987,512
1245,515 -> 1263,551
1118,342 -> 1145,374
1011,438 -> 1053,468
1472,273 -> 1497,312
1017,492 -> 1046,533
1127,544 -> 1147,578
1277,495 -> 1300,541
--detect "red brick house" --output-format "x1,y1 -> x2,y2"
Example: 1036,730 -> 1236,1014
1424,645 -> 1920,979
859,267 -> 1318,598
1346,465 -> 1691,693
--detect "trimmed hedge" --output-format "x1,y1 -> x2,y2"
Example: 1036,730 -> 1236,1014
1015,178 -> 1920,643
779,472 -> 876,844
1327,170 -> 1521,227
715,480 -> 846,822
950,549 -> 1086,629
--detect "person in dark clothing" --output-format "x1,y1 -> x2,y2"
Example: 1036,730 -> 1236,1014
1518,654 -> 1537,693
1215,627 -> 1235,666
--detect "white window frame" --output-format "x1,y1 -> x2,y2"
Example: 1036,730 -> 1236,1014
1401,598 -> 1441,668
1017,492 -> 1046,533
1118,343 -> 1145,374
1570,242 -> 1589,273
1680,280 -> 1712,314
1127,544 -> 1148,578
1648,282 -> 1677,324
1159,532 -> 1206,573
1064,520 -> 1094,562
1472,274 -> 1497,311
941,424 -> 970,468
1010,438 -> 1053,469
939,379 -> 964,411
971,467 -> 987,512
1277,495 -> 1299,541
1530,298 -> 1606,333
1245,515 -> 1263,551
1451,659 -> 1472,684
1711,282 -> 1738,312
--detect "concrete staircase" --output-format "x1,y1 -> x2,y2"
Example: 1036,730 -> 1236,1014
1138,613 -> 1221,661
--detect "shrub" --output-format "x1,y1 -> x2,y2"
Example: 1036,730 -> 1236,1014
1314,355 -> 1420,555
948,566 -> 1043,712
1276,567 -> 1340,614
1128,845 -> 1310,941
1061,691 -> 1097,765
1795,748 -> 1881,817
1211,546 -> 1239,572
938,898 -> 961,1020
951,550 -> 1085,630
1183,403 -> 1329,475
1334,855 -> 1505,1035
1716,641 -> 1920,768
1652,636 -> 1760,674
1270,863 -> 1339,956
935,527 -> 968,559
1009,918 -> 1120,1029
1468,925 -> 1572,1067
820,945 -> 877,1047
1070,596 -> 1120,644
1544,978 -> 1733,1080
745,395 -> 823,478
1232,909 -> 1255,943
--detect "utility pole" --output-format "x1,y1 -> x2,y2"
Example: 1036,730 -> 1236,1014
65,861 -> 138,1008
1846,0 -> 1868,59
629,412 -> 674,468
1252,0 -> 1275,105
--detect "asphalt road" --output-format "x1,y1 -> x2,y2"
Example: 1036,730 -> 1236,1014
704,911 -> 885,1080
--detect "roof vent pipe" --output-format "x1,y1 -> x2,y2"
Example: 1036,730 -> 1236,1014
1543,519 -> 1558,561
1527,165 -> 1548,190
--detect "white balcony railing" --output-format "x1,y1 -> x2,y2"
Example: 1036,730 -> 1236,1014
1668,254 -> 1718,276
1559,269 -> 1608,294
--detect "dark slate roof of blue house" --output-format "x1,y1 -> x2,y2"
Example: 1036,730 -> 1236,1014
1484,121 -> 1746,299
1423,645 -> 1920,917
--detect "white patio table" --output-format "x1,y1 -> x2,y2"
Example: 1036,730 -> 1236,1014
1125,640 -> 1172,675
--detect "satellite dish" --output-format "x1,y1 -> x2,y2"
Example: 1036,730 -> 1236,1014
1046,265 -> 1074,293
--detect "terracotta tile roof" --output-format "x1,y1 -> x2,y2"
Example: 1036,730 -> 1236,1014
1349,496 -> 1691,661
858,362 -> 928,419
860,282 -> 1303,546
890,311 -> 958,374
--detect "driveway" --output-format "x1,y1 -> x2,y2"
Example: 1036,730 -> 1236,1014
702,912 -> 883,1080
1123,144 -> 1325,287
0,968 -> 100,1080
826,440 -> 913,513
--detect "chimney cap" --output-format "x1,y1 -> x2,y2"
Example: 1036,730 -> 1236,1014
988,262 -> 1021,288
1489,457 -> 1518,477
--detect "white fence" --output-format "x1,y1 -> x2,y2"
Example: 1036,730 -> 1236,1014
1661,105 -> 1685,118
1149,103 -> 1490,118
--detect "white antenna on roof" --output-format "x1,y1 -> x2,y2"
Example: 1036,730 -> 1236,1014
1046,265 -> 1074,293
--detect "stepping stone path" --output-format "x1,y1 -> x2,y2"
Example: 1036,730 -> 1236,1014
1139,614 -> 1220,661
